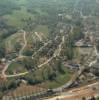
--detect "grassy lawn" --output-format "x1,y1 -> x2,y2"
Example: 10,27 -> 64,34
42,68 -> 72,89
26,32 -> 37,44
6,61 -> 26,75
26,65 -> 72,89
34,25 -> 49,37
25,25 -> 49,50
5,57 -> 73,91
5,32 -> 23,52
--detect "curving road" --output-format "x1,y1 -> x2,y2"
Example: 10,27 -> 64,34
2,61 -> 12,77
2,30 -> 27,77
19,30 -> 27,56
3,35 -> 65,78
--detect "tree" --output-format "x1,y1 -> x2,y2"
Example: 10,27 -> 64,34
82,97 -> 86,100
57,58 -> 65,74
97,96 -> 99,100
14,42 -> 21,52
65,34 -> 74,60
90,96 -> 96,100
0,44 -> 5,58
48,72 -> 56,81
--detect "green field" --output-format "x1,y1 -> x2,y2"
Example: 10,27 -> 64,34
6,61 -> 27,75
24,65 -> 72,89
42,68 -> 72,89
5,32 -> 23,52
3,7 -> 35,28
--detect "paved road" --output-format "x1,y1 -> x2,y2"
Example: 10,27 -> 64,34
47,81 -> 99,100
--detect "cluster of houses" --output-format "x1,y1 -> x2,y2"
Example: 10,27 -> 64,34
75,39 -> 93,47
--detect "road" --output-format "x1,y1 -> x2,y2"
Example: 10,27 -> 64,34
38,36 -> 65,69
3,32 -> 97,92
32,35 -> 58,59
47,81 -> 99,100
53,45 -> 95,92
32,40 -> 52,59
79,8 -> 92,19
52,29 -> 99,93
2,61 -> 12,77
89,45 -> 98,67
19,30 -> 27,56
3,35 -> 65,78
2,30 -> 27,77
2,24 -> 99,99
34,32 -> 43,42
54,36 -> 65,56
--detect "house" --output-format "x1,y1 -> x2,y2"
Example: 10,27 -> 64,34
75,39 -> 84,46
